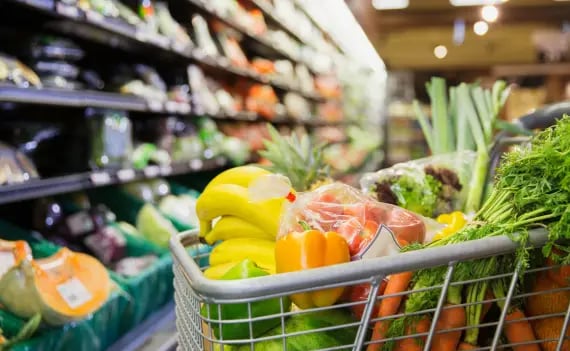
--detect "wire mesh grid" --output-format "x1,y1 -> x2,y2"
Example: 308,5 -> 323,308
171,230 -> 570,351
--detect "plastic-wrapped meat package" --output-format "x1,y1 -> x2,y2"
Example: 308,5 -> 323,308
278,183 -> 428,260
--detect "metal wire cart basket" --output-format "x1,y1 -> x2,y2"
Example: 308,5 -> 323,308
170,102 -> 570,351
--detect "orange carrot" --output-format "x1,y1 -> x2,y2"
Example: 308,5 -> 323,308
503,308 -> 540,351
367,271 -> 414,351
457,342 -> 477,350
394,317 -> 430,351
431,302 -> 466,351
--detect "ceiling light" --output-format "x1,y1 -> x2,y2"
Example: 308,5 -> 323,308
473,21 -> 489,35
372,0 -> 409,10
481,5 -> 499,22
434,45 -> 448,59
450,0 -> 505,6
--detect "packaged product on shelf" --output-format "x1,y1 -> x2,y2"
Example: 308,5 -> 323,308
251,57 -> 276,75
87,109 -> 133,170
28,36 -> 85,62
283,92 -> 311,120
216,31 -> 249,68
218,122 -> 269,151
0,53 -> 42,88
274,59 -> 296,86
244,84 -> 278,119
295,64 -> 315,93
0,240 -> 112,325
360,151 -> 477,218
315,74 -> 342,99
113,0 -> 146,26
114,64 -> 168,102
317,101 -> 344,122
191,15 -> 220,57
188,65 -> 220,115
155,2 -> 193,50
278,182 -> 427,260
0,142 -> 39,186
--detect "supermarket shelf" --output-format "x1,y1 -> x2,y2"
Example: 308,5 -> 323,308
185,0 -> 312,70
0,85 -> 193,114
0,158 -> 227,205
249,0 -> 309,48
107,301 -> 176,351
292,0 -> 344,54
8,0 -> 326,102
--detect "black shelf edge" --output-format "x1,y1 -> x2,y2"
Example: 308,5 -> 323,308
0,86 -> 149,111
9,0 -> 328,102
0,158 -> 228,205
106,301 -> 176,351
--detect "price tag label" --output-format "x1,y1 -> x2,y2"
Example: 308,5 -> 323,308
117,169 -> 135,182
144,166 -> 160,178
148,34 -> 169,48
165,101 -> 178,113
190,159 -> 203,170
85,10 -> 104,24
160,165 -> 172,176
90,172 -> 111,185
147,100 -> 163,112
57,278 -> 93,309
135,29 -> 150,42
178,103 -> 191,114
0,251 -> 15,277
56,3 -> 80,18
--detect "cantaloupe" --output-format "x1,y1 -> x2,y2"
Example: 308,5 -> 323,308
0,239 -> 31,278
0,247 -> 111,326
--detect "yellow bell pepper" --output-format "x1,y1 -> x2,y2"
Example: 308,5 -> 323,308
275,223 -> 350,309
433,211 -> 466,241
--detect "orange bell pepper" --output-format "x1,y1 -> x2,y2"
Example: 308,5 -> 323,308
275,223 -> 350,309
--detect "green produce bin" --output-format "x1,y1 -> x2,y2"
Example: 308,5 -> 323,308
88,186 -> 196,232
0,221 -> 130,351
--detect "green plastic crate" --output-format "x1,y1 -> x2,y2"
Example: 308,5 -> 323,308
0,221 -> 130,351
88,186 -> 195,233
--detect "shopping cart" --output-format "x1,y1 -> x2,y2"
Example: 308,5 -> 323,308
170,102 -> 570,351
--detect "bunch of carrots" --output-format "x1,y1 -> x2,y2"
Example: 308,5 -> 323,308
365,255 -> 546,351
363,116 -> 570,351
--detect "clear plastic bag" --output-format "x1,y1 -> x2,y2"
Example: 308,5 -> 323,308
278,183 -> 429,259
360,151 -> 477,218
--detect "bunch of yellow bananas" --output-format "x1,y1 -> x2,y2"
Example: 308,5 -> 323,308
196,166 -> 286,279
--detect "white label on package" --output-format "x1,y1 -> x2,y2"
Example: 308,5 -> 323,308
355,225 -> 402,261
0,251 -> 16,277
57,278 -> 93,309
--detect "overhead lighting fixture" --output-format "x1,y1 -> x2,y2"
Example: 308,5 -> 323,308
372,0 -> 409,10
473,20 -> 489,35
481,5 -> 499,22
450,0 -> 505,6
434,45 -> 448,59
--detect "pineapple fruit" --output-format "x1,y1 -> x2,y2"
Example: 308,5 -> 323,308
259,124 -> 333,191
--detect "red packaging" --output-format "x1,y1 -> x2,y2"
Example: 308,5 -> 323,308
279,183 -> 426,259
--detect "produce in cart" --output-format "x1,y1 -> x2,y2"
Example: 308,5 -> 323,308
368,115 -> 570,351
259,124 -> 332,192
196,166 -> 295,278
361,151 -> 476,217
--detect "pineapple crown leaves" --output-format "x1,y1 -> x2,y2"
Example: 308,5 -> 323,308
259,124 -> 330,191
